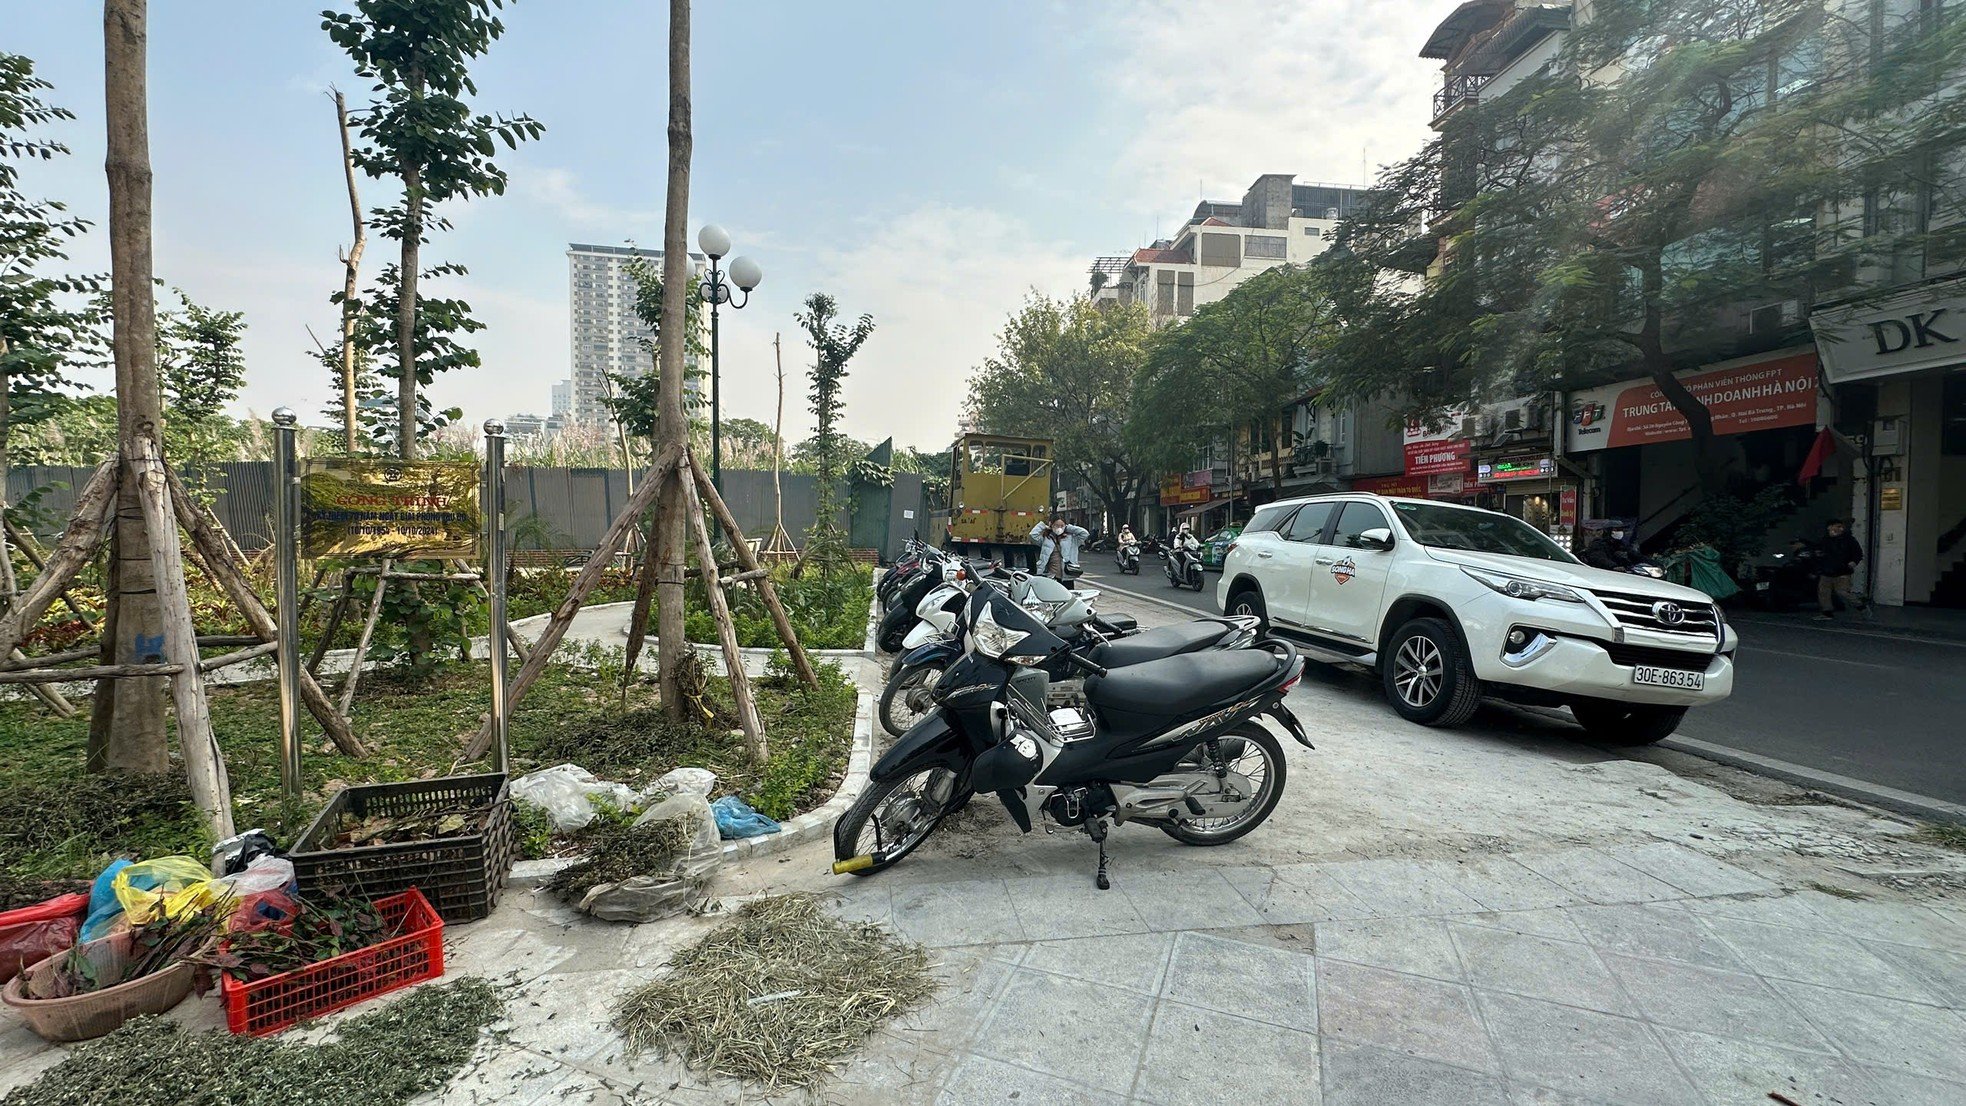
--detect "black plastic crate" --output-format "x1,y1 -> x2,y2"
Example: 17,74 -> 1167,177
289,773 -> 515,923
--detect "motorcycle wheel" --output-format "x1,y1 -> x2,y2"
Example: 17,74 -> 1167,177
879,664 -> 945,737
833,767 -> 964,876
1159,723 -> 1287,846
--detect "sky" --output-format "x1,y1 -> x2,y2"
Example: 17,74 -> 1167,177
4,1 -> 1444,452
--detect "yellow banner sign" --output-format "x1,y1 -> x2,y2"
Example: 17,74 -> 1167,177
299,459 -> 481,559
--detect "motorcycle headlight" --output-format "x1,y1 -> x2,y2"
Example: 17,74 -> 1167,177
970,602 -> 1030,659
1461,567 -> 1585,604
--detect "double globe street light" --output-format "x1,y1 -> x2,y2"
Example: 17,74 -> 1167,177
696,224 -> 762,491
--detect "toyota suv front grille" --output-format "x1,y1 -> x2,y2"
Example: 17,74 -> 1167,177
1589,587 -> 1720,637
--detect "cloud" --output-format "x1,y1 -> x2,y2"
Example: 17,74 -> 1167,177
509,165 -> 662,238
1104,0 -> 1443,218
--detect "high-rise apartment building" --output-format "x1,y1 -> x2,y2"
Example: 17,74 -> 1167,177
566,243 -> 706,425
550,379 -> 572,418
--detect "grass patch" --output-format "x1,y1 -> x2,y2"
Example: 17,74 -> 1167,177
1914,822 -> 1966,852
0,653 -> 857,881
684,566 -> 872,650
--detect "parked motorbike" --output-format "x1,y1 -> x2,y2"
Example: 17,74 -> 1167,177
1163,543 -> 1205,591
837,587 -> 1311,888
1116,541 -> 1142,575
1744,539 -> 1819,610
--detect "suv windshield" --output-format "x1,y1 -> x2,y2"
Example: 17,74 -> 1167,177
1389,501 -> 1578,563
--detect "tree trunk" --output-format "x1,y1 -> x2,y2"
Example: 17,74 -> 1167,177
1639,254 -> 1723,491
654,0 -> 694,721
102,0 -> 168,773
334,89 -> 366,454
396,156 -> 421,461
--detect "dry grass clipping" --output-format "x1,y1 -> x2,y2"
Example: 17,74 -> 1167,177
613,894 -> 936,1089
546,813 -> 695,900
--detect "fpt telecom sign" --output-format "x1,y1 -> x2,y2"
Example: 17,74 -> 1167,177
1565,351 -> 1817,454
299,459 -> 481,559
1809,276 -> 1966,384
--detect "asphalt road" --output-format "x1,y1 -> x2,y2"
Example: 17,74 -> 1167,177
1075,561 -> 1966,811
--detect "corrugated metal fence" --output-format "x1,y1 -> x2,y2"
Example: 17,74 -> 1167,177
7,464 -> 932,561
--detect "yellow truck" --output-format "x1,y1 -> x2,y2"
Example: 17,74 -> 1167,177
935,433 -> 1054,568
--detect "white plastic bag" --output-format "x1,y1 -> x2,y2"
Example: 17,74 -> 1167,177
577,793 -> 724,923
644,767 -> 717,799
510,763 -> 639,832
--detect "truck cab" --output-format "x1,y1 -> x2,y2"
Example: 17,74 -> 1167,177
937,434 -> 1054,569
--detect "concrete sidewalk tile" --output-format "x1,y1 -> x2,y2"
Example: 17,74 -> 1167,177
503,969 -> 644,1064
1320,1041 -> 1506,1106
816,1029 -> 952,1106
1133,1000 -> 1322,1106
1857,938 -> 1966,1008
937,1055 -> 1124,1105
1459,908 -> 1586,942
1650,1027 -> 1869,1106
1313,917 -> 1464,981
1449,924 -> 1634,1016
1223,863 -> 1376,925
1433,856 -> 1580,912
1474,991 -> 1702,1106
1697,914 -> 1942,1002
1003,874 -> 1153,941
1162,931 -> 1317,1030
968,969 -> 1155,1094
1316,959 -> 1498,1072
1504,1086 -> 1618,1105
424,1044 -> 578,1106
890,951 -> 1016,1040
1510,849 -> 1685,905
1789,892 -> 1966,953
1561,902 -> 1748,972
1853,1064 -> 1966,1106
827,885 -> 893,929
1600,841 -> 1778,897
1769,980 -> 1966,1083
1323,857 -> 1488,917
569,1041 -> 744,1106
1021,932 -> 1176,996
1680,892 -> 1831,932
890,879 -> 1027,947
1600,952 -> 1829,1051
1117,868 -> 1265,933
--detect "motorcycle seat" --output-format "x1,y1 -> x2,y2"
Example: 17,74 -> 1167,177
1084,649 -> 1279,717
1086,620 -> 1226,668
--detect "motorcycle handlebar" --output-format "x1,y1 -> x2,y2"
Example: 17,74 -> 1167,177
1063,650 -> 1109,679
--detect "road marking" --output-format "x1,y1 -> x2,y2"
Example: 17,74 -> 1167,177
1743,646 -> 1898,671
1080,574 -> 1219,617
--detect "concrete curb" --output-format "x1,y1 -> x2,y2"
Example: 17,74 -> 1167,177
1081,575 -> 1220,618
1661,735 -> 1966,826
515,587 -> 882,662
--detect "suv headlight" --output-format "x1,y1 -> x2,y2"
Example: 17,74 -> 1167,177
1462,567 -> 1585,604
970,602 -> 1030,659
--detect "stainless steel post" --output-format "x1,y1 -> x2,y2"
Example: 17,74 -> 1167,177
271,407 -> 303,803
483,419 -> 510,775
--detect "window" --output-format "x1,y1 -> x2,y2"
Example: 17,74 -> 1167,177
1246,503 -> 1297,535
1303,226 -> 1321,238
1330,502 -> 1392,549
1283,502 -> 1336,543
1199,232 -> 1242,267
1156,271 -> 1175,313
1390,501 -> 1578,563
1246,234 -> 1287,259
1177,272 -> 1195,315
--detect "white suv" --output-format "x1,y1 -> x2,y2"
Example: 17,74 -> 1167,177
1217,494 -> 1736,744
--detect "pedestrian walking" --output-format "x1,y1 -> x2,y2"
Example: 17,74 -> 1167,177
1814,517 -> 1866,620
1030,515 -> 1088,581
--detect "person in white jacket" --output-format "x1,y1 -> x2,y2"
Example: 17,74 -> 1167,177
1030,515 -> 1088,579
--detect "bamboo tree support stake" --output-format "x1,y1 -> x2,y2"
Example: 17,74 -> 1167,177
132,436 -> 234,838
681,465 -> 765,763
2,516 -> 97,630
163,465 -> 369,757
0,516 -> 78,716
0,460 -> 118,660
460,445 -> 680,763
622,509 -> 661,684
307,568 -> 354,675
687,450 -> 818,690
338,557 -> 391,716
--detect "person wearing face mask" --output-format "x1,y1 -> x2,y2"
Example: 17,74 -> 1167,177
1030,514 -> 1089,580
1581,524 -> 1639,572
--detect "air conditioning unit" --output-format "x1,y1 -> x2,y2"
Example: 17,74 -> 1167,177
1749,299 -> 1802,335
1459,416 -> 1482,438
1524,404 -> 1547,431
1504,408 -> 1524,431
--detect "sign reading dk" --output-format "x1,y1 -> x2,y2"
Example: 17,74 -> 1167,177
1869,308 -> 1958,355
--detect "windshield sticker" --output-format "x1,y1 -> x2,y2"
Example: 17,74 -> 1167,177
1331,556 -> 1357,584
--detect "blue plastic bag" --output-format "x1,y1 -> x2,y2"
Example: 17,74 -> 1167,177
710,797 -> 781,839
80,859 -> 133,943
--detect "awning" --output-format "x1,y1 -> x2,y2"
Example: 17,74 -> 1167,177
1177,498 -> 1231,519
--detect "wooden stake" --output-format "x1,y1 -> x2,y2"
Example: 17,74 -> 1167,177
2,516 -> 97,630
163,464 -> 369,757
131,436 -> 234,839
687,450 -> 819,690
622,508 -> 661,682
0,460 -> 117,659
682,465 -> 765,763
307,569 -> 353,675
460,445 -> 680,763
338,557 -> 390,716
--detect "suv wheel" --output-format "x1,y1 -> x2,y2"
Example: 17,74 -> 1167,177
1382,617 -> 1479,727
1226,586 -> 1268,634
1571,700 -> 1687,745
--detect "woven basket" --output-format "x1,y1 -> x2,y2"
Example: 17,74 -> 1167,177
0,931 -> 203,1043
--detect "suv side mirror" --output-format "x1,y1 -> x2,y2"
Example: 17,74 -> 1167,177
1357,527 -> 1394,551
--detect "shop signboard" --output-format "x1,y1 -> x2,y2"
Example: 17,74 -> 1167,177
1478,457 -> 1556,483
1560,487 -> 1578,528
1403,409 -> 1474,476
299,458 -> 481,559
1351,474 -> 1428,498
1159,474 -> 1212,507
1565,351 -> 1818,453
1428,472 -> 1468,498
1809,276 -> 1966,384
1182,468 -> 1214,490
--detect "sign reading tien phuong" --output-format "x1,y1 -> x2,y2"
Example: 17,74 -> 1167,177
1565,351 -> 1818,454
299,459 -> 482,559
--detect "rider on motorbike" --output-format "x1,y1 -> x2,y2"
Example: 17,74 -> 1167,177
1580,525 -> 1639,572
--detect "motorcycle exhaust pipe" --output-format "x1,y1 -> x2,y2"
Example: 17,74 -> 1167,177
832,853 -> 881,874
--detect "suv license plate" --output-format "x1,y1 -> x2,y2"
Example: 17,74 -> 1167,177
1632,666 -> 1703,690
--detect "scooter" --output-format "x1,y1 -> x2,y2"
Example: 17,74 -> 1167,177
1163,543 -> 1204,591
1116,541 -> 1142,575
837,587 -> 1310,888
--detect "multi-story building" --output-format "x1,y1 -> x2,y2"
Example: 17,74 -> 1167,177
550,379 -> 572,419
566,243 -> 706,426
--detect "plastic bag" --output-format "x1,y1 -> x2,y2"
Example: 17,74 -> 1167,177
643,767 -> 717,800
710,797 -> 781,839
80,859 -> 133,943
511,763 -> 640,832
112,856 -> 222,927
576,793 -> 724,923
0,893 -> 89,984
212,856 -> 299,933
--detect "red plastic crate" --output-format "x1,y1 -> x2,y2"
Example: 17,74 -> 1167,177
220,888 -> 444,1036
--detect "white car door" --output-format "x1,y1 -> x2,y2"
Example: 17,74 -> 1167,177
1265,501 -> 1337,632
1311,501 -> 1399,648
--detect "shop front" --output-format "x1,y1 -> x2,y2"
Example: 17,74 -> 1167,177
1156,470 -> 1226,537
1811,276 -> 1966,608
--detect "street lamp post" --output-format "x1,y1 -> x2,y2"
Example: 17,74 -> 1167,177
695,225 -> 763,493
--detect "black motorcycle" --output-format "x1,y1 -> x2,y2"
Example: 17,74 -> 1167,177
835,588 -> 1309,889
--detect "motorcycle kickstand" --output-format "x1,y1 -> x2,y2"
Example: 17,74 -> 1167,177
1088,818 -> 1113,891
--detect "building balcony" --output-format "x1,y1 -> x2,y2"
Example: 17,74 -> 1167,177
1432,72 -> 1492,125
